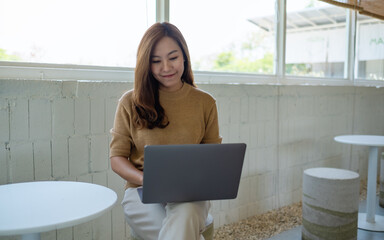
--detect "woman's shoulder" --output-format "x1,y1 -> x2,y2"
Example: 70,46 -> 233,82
188,85 -> 216,104
118,89 -> 135,110
119,89 -> 134,102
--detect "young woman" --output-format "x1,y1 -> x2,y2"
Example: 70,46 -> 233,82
109,22 -> 222,240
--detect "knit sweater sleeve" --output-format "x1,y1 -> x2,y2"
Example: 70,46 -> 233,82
201,100 -> 222,144
109,92 -> 134,158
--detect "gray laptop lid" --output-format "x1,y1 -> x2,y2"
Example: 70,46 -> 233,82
140,143 -> 246,203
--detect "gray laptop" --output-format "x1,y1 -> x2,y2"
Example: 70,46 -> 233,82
138,143 -> 246,203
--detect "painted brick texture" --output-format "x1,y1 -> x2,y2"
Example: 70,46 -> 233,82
0,79 -> 384,240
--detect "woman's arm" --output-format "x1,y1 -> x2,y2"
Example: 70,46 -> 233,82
110,156 -> 143,186
201,101 -> 222,144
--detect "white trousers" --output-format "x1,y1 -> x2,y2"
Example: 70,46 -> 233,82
122,188 -> 210,240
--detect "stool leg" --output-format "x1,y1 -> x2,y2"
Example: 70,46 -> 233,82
202,223 -> 214,240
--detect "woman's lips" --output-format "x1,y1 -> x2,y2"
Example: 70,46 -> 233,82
162,73 -> 176,78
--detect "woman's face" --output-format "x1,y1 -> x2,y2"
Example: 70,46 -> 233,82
151,36 -> 185,92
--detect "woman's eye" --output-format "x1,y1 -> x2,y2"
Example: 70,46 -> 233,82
152,60 -> 160,64
170,56 -> 178,61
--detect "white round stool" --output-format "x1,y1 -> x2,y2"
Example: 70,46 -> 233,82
129,213 -> 214,240
302,167 -> 360,240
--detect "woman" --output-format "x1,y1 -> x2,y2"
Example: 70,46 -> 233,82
109,22 -> 222,240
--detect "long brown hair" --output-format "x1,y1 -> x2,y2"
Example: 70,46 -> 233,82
133,22 -> 195,129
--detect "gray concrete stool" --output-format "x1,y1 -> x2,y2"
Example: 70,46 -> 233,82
129,213 -> 214,240
302,168 -> 360,240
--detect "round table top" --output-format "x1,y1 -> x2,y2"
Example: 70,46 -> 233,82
334,135 -> 384,147
0,181 -> 117,236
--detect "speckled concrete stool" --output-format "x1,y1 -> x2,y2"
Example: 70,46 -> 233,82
129,213 -> 214,240
302,168 -> 360,240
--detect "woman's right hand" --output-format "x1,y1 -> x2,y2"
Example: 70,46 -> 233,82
110,156 -> 143,186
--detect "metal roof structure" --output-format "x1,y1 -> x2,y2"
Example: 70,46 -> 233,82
248,6 -> 378,33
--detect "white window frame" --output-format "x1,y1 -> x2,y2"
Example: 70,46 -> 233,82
0,0 -> 383,87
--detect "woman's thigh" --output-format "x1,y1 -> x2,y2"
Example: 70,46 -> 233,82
165,201 -> 210,221
158,201 -> 211,240
121,188 -> 166,240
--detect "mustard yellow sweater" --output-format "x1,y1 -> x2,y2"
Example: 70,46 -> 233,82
109,83 -> 222,187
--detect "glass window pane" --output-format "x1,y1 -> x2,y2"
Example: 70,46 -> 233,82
170,0 -> 275,74
356,14 -> 384,81
285,0 -> 346,78
0,0 -> 156,67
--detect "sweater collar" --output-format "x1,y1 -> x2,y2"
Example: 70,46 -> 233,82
159,82 -> 192,101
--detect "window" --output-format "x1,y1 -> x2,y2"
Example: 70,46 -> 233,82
0,0 -> 383,84
0,0 -> 156,67
170,0 -> 275,74
356,14 -> 384,80
285,0 -> 346,78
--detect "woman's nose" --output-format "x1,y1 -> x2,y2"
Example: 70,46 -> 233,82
162,60 -> 171,71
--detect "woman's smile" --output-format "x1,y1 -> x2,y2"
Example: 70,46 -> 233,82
162,73 -> 176,78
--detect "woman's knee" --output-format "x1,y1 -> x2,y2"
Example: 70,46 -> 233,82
167,201 -> 209,221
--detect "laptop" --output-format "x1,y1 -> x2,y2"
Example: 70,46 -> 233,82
138,143 -> 246,203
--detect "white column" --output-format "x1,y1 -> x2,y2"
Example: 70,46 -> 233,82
156,0 -> 169,22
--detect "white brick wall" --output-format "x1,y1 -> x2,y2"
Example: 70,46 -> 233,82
75,98 -> 90,135
0,99 -> 9,142
0,142 -> 8,184
52,138 -> 69,178
29,99 -> 51,140
0,79 -> 384,240
68,137 -> 90,176
33,140 -> 52,180
90,135 -> 109,172
53,98 -> 74,137
9,99 -> 29,141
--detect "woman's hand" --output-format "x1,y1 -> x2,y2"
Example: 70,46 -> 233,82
110,156 -> 143,186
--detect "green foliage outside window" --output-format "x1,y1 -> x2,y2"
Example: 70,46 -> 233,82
0,48 -> 21,61
213,51 -> 273,73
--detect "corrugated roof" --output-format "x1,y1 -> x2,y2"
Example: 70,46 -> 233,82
248,6 -> 376,32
